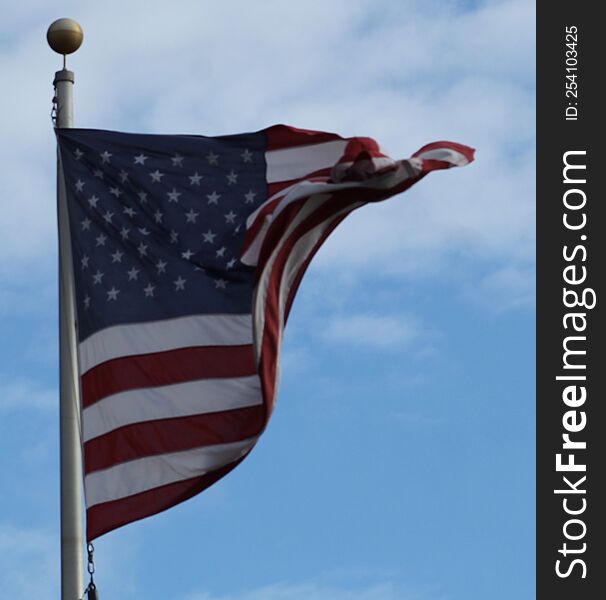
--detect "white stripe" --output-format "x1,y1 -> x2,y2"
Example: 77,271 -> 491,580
266,140 -> 347,183
277,206 -> 364,329
251,161 -> 416,359
243,161 -> 418,267
251,193 -> 333,359
85,437 -> 257,507
83,375 -> 263,442
268,206 -> 364,408
247,159 -> 418,235
78,313 -> 253,374
416,147 -> 469,166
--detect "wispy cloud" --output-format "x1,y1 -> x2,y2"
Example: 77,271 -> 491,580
320,312 -> 429,352
0,524 -> 58,600
183,580 -> 446,600
466,264 -> 535,312
0,378 -> 56,412
0,523 -> 139,600
0,0 -> 534,312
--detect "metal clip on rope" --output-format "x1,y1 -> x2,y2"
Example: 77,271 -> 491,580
81,543 -> 99,600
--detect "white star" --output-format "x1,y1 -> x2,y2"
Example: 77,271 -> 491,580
244,190 -> 257,204
119,170 -> 129,183
226,170 -> 238,185
174,276 -> 186,291
123,206 -> 136,217
103,211 -> 114,224
134,154 -> 148,165
138,227 -> 151,236
81,218 -> 91,231
81,255 -> 90,269
241,149 -> 253,163
138,191 -> 148,203
127,267 -> 140,281
181,249 -> 194,260
109,187 -> 122,198
150,169 -> 164,182
75,179 -> 85,192
92,270 -> 104,285
87,195 -> 99,208
170,230 -> 179,244
214,278 -> 227,289
96,234 -> 107,247
137,242 -> 148,256
216,246 -> 226,258
189,172 -> 203,185
120,227 -> 130,240
154,210 -> 163,224
75,148 -> 84,160
167,188 -> 182,203
224,211 -> 237,224
111,250 -> 124,263
100,151 -> 112,164
93,169 -> 104,179
107,287 -> 120,301
143,283 -> 155,297
171,154 -> 184,167
156,259 -> 167,274
206,151 -> 219,165
202,230 -> 216,243
226,258 -> 237,270
83,295 -> 91,309
206,191 -> 220,205
185,208 -> 199,223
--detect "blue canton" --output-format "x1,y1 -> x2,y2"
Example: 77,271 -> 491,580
57,129 -> 267,342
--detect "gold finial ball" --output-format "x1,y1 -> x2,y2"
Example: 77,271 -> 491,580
47,18 -> 83,55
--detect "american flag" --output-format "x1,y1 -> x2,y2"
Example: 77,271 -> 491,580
56,125 -> 474,540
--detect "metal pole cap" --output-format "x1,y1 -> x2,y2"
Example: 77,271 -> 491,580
47,18 -> 84,55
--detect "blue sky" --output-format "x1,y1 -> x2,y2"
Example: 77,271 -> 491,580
0,1 -> 535,598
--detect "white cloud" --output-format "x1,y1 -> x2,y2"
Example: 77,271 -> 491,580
0,277 -> 56,316
279,345 -> 315,377
0,525 -> 58,600
320,312 -> 428,351
467,264 -> 535,312
0,523 -> 139,600
0,1 -> 534,313
183,580 -> 444,600
0,378 -> 57,411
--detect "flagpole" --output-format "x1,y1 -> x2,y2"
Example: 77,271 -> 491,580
48,19 -> 85,600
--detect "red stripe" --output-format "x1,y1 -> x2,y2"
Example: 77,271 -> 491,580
265,124 -> 342,151
254,177 -> 412,280
255,153 -> 462,289
241,197 -> 286,259
256,199 -> 358,412
267,179 -> 298,197
241,171 -> 332,259
86,457 -> 246,541
284,215 -> 348,321
81,344 -> 257,408
251,154 -> 449,279
253,163 -> 449,410
261,151 -> 471,277
267,168 -> 331,197
413,140 -> 476,163
335,137 -> 384,162
84,404 -> 264,473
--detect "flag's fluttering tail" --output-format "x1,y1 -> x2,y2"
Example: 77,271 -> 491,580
56,124 -> 474,540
